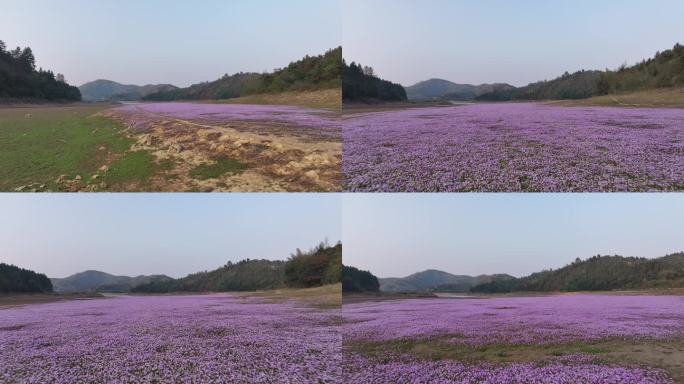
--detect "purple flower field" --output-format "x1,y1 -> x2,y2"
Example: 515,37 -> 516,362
116,102 -> 341,131
343,103 -> 684,191
343,295 -> 684,383
0,295 -> 341,383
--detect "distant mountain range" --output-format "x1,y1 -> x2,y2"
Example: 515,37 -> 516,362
50,270 -> 172,293
78,80 -> 178,102
379,269 -> 514,293
405,79 -> 514,101
145,47 -> 341,101
472,252 -> 684,293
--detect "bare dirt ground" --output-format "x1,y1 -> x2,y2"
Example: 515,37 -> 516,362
104,105 -> 341,192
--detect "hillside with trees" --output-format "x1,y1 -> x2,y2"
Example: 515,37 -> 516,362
132,259 -> 286,293
284,242 -> 342,288
471,252 -> 684,293
0,263 -> 53,293
51,270 -> 172,293
0,40 -> 81,101
78,80 -> 178,102
342,61 -> 407,102
144,47 -> 341,101
477,43 -> 684,101
379,270 -> 514,293
406,79 -> 514,101
342,265 -> 379,293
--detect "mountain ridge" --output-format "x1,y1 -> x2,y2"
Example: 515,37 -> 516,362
78,79 -> 178,102
50,270 -> 172,293
379,269 -> 514,293
405,78 -> 514,101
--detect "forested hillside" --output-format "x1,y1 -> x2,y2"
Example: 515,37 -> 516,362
342,61 -> 407,101
132,259 -> 286,293
51,270 -> 172,293
471,252 -> 684,293
284,242 -> 342,288
79,80 -> 177,102
145,47 -> 341,101
0,40 -> 81,101
406,79 -> 514,101
342,265 -> 379,293
477,43 -> 684,101
0,263 -> 53,293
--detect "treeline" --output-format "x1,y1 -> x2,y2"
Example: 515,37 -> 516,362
0,40 -> 81,101
342,265 -> 379,293
476,70 -> 602,101
477,42 -> 684,101
145,47 -> 341,101
285,242 -> 342,288
471,252 -> 684,293
132,259 -> 286,293
133,241 -> 342,293
0,263 -> 53,293
342,61 -> 407,101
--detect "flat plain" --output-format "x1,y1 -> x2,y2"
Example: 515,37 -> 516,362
0,97 -> 341,192
0,286 -> 342,383
343,102 -> 684,192
342,294 -> 684,383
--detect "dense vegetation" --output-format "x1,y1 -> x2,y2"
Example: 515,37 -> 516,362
0,263 -> 53,293
471,252 -> 684,293
78,80 -> 178,102
405,79 -> 514,101
342,265 -> 379,293
598,43 -> 684,93
132,259 -> 286,293
477,42 -> 684,101
51,270 -> 171,293
0,40 -> 81,101
284,242 -> 342,288
145,47 -> 341,101
342,61 -> 407,101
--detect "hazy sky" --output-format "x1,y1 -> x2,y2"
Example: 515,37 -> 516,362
0,194 -> 341,278
343,0 -> 684,86
343,194 -> 684,278
0,0 -> 341,87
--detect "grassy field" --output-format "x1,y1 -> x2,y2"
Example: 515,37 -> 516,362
219,88 -> 341,109
0,105 -> 171,191
237,283 -> 342,309
554,87 -> 684,108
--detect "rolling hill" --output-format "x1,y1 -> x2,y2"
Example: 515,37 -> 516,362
471,252 -> 684,293
78,80 -> 178,102
131,259 -> 286,293
50,270 -> 172,293
477,42 -> 684,101
379,269 -> 514,293
0,263 -> 53,293
343,61 -> 407,102
145,47 -> 341,101
405,79 -> 514,101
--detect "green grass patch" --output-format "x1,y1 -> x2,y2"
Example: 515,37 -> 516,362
103,150 -> 157,188
189,157 -> 248,180
0,105 -> 131,191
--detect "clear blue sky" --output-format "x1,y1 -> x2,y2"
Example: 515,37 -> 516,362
0,194 -> 341,278
343,0 -> 684,86
1,0 -> 341,87
343,194 -> 684,278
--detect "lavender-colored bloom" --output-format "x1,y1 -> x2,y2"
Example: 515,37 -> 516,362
343,295 -> 683,383
343,103 -> 684,192
115,102 -> 341,134
0,295 -> 342,383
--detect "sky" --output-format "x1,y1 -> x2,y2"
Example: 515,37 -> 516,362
0,0 -> 341,87
343,194 -> 684,278
0,194 -> 341,278
343,0 -> 684,86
